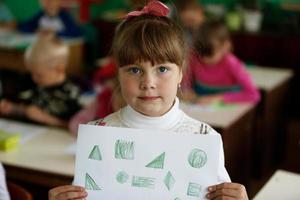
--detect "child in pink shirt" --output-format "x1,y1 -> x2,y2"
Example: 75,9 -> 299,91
183,19 -> 260,104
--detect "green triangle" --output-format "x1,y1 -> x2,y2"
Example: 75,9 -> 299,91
85,173 -> 102,190
88,145 -> 102,160
146,152 -> 165,169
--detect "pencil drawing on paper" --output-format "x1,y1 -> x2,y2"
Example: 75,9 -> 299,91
188,149 -> 207,168
145,152 -> 165,169
115,139 -> 134,160
88,145 -> 102,161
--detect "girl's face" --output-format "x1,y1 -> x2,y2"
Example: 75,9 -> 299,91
202,40 -> 231,65
40,0 -> 61,17
29,64 -> 63,87
119,61 -> 182,117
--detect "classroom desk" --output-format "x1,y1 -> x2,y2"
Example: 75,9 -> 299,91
0,31 -> 84,75
180,103 -> 256,187
247,66 -> 293,177
0,118 -> 75,187
253,169 -> 300,200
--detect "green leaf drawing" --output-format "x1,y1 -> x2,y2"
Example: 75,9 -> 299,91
115,140 -> 134,160
164,171 -> 175,191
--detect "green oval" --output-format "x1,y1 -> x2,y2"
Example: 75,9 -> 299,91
116,171 -> 129,184
188,149 -> 207,168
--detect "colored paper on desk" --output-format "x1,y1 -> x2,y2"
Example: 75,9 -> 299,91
0,118 -> 47,144
74,125 -> 222,200
0,130 -> 20,152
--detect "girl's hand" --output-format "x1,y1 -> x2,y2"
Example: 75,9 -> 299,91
49,185 -> 87,200
206,182 -> 249,200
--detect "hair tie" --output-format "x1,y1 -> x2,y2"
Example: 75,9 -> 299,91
126,1 -> 169,18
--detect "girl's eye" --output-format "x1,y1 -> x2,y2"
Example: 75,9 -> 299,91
158,66 -> 168,73
128,67 -> 141,74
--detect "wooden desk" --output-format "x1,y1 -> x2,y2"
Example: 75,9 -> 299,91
180,103 -> 256,186
0,32 -> 84,75
0,118 -> 75,187
248,66 -> 293,177
253,170 -> 300,200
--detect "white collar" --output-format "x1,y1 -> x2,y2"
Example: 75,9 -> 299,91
120,97 -> 182,130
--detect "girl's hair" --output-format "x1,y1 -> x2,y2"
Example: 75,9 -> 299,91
112,14 -> 186,68
111,13 -> 187,109
25,33 -> 69,69
194,19 -> 230,57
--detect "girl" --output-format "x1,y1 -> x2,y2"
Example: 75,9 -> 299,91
49,1 -> 248,199
182,19 -> 260,105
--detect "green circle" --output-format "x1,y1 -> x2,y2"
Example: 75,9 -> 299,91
116,171 -> 129,184
188,149 -> 207,168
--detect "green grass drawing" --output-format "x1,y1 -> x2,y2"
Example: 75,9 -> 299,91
116,171 -> 129,184
188,149 -> 207,168
88,145 -> 102,161
131,176 -> 155,189
85,173 -> 102,190
145,152 -> 165,169
115,140 -> 134,160
187,182 -> 201,197
164,171 -> 175,191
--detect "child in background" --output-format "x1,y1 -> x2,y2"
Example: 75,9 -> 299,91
0,0 -> 16,30
49,1 -> 248,199
174,0 -> 205,45
0,34 -> 81,127
19,0 -> 82,38
68,57 -> 120,137
182,19 -> 260,104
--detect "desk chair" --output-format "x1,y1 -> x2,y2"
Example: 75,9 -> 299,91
7,181 -> 33,200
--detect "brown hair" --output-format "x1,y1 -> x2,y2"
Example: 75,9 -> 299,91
112,14 -> 186,68
110,13 -> 187,109
194,19 -> 230,57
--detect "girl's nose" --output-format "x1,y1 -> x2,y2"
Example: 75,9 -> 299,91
140,73 -> 156,90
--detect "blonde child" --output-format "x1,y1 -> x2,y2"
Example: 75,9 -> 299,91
19,0 -> 82,38
49,1 -> 248,199
0,34 -> 81,127
183,19 -> 260,104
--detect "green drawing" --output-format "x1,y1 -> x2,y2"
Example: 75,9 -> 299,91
188,149 -> 207,168
116,171 -> 129,184
145,152 -> 165,169
187,182 -> 201,197
85,173 -> 102,190
88,145 -> 102,160
164,171 -> 175,191
174,198 -> 181,200
115,140 -> 134,160
131,176 -> 155,189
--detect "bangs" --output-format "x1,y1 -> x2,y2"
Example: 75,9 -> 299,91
113,15 -> 185,67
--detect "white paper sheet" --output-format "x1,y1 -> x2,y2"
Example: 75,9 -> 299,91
0,118 -> 47,144
74,125 -> 222,200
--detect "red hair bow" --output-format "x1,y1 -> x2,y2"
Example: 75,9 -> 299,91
126,1 -> 169,18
